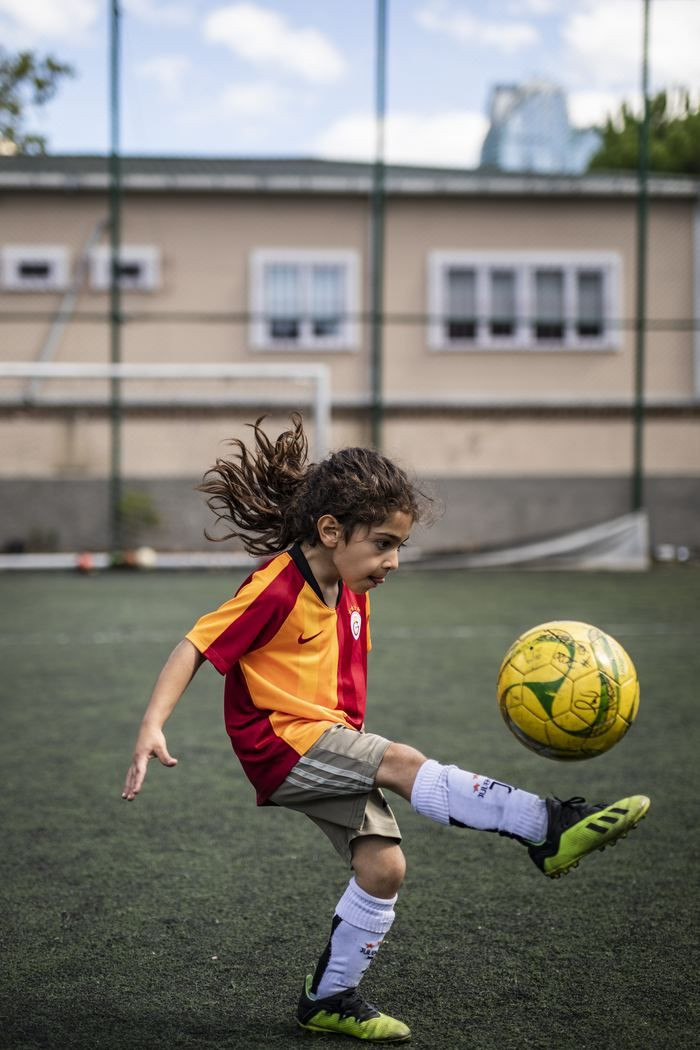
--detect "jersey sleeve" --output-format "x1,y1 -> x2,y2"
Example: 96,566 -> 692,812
186,591 -> 264,675
186,553 -> 302,675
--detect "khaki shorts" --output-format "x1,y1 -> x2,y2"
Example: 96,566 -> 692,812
269,724 -> 401,865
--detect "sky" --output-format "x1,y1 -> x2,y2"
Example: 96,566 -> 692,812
1,0 -> 698,167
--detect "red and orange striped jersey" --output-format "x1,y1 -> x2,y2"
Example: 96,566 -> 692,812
185,545 -> 371,803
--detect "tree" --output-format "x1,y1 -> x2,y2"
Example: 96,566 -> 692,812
588,90 -> 700,176
0,49 -> 74,155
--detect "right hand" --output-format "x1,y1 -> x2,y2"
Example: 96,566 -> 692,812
122,726 -> 178,801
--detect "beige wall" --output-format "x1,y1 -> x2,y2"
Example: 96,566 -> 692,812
0,410 -> 365,478
383,196 -> 695,401
383,416 -> 700,477
0,192 -> 372,403
2,191 -> 695,394
0,186 -> 697,484
2,413 -> 698,480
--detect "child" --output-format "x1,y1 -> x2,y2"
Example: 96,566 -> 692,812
122,415 -> 650,1044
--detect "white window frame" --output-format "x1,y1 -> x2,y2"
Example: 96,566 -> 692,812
89,245 -> 161,292
250,249 -> 359,351
428,251 -> 622,352
0,245 -> 69,292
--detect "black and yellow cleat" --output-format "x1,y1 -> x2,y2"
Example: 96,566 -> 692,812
297,975 -> 411,1043
529,794 -> 650,878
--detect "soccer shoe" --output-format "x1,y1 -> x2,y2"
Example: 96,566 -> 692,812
529,794 -> 650,878
297,975 -> 411,1043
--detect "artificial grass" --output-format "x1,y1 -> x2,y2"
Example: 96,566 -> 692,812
1,566 -> 698,1049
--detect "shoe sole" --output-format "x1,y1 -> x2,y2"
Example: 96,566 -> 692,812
544,794 -> 651,878
298,1019 -> 411,1043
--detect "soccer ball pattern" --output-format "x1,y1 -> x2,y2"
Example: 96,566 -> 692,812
497,621 -> 639,761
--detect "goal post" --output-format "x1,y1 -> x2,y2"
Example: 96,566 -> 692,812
0,360 -> 332,558
0,361 -> 331,460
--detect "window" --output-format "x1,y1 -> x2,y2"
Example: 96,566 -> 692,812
428,252 -> 621,351
250,250 -> 359,350
446,268 -> 477,341
89,246 -> 161,291
489,269 -> 516,338
576,270 -> 604,338
0,246 -> 69,292
534,269 -> 565,342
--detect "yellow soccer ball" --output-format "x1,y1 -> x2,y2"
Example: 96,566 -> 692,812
497,621 -> 639,761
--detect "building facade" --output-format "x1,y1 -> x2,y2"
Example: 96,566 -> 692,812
0,155 -> 698,554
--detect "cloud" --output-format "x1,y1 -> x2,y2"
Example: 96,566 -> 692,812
137,55 -> 193,101
314,110 -> 489,169
123,0 -> 194,27
563,2 -> 642,87
650,1 -> 700,88
416,1 -> 539,53
0,0 -> 98,41
563,0 -> 700,92
567,89 -> 634,129
203,3 -> 346,83
505,0 -> 563,14
221,81 -> 286,117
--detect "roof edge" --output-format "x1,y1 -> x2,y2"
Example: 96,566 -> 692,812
0,154 -> 698,198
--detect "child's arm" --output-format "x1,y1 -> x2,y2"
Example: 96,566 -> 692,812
122,637 -> 205,801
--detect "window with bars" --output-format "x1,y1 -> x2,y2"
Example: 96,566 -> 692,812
429,252 -> 620,351
251,250 -> 359,350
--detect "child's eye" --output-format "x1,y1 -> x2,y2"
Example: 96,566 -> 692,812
375,539 -> 409,551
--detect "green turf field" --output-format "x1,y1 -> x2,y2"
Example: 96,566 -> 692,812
1,566 -> 698,1050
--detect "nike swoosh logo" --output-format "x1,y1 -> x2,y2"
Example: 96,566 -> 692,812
298,631 -> 323,645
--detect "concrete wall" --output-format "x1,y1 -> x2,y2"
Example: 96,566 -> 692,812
2,474 -> 698,555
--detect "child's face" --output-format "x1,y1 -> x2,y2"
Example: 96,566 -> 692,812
332,509 -> 413,593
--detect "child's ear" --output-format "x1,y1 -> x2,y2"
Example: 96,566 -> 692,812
317,514 -> 342,548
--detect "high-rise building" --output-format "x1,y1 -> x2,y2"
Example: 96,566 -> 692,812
480,80 -> 601,175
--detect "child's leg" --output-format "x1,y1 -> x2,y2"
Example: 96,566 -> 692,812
311,836 -> 404,1000
377,742 -> 547,841
376,741 -> 650,878
299,833 -> 411,1041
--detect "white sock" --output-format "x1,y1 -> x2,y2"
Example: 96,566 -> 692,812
311,878 -> 397,999
410,758 -> 547,843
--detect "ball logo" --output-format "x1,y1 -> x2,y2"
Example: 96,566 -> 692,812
350,610 -> 362,640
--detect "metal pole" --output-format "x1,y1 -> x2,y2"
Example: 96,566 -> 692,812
369,0 -> 387,449
108,0 -> 123,557
312,365 -> 331,461
109,0 -> 123,555
25,218 -> 110,402
632,0 -> 651,511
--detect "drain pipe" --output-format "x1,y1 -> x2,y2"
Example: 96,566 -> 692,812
24,216 -> 110,402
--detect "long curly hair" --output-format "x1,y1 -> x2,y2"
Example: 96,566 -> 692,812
198,414 -> 431,556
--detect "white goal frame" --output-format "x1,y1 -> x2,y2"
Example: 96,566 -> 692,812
0,361 -> 331,458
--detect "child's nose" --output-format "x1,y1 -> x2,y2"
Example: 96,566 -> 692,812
383,548 -> 399,571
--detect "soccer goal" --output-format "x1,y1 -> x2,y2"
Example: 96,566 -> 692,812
0,361 -> 331,561
0,360 -> 330,458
